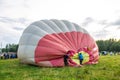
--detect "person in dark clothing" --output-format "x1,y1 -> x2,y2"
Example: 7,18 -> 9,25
64,54 -> 69,66
10,54 -> 14,59
78,53 -> 84,65
64,50 -> 74,66
4,53 -> 9,59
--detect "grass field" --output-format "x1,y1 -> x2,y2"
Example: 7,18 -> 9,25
0,55 -> 120,80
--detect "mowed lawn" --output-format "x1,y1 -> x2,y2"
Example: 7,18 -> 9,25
0,55 -> 120,80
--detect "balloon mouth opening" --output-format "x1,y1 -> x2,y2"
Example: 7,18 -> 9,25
70,51 -> 89,65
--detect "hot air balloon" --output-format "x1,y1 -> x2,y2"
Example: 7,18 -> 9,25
18,19 -> 99,67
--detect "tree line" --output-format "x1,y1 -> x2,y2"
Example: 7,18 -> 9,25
0,38 -> 120,53
96,38 -> 120,52
1,44 -> 18,53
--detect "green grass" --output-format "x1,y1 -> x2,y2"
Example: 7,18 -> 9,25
0,55 -> 120,80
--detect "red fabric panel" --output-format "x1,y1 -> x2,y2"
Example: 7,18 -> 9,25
50,57 -> 64,67
35,32 -> 99,66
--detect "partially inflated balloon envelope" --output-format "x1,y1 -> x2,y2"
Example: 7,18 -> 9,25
18,19 -> 99,67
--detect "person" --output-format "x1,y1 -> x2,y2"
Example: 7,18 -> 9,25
64,50 -> 74,66
10,54 -> 14,59
4,53 -> 7,59
64,54 -> 69,66
78,52 -> 84,65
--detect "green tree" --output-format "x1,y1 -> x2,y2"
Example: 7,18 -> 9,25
2,44 -> 19,53
96,38 -> 120,52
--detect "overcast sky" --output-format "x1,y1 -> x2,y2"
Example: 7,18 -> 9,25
0,0 -> 120,47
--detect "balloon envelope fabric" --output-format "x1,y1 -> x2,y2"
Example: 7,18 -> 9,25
18,19 -> 99,67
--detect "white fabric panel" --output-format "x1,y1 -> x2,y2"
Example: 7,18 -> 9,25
31,21 -> 55,34
61,20 -> 76,31
41,20 -> 62,33
18,45 -> 36,63
73,23 -> 88,33
19,33 -> 41,46
24,25 -> 48,36
18,45 -> 26,58
73,23 -> 84,32
51,19 -> 70,32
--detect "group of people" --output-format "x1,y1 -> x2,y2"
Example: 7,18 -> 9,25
100,51 -> 120,56
0,53 -> 17,59
64,50 -> 84,66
